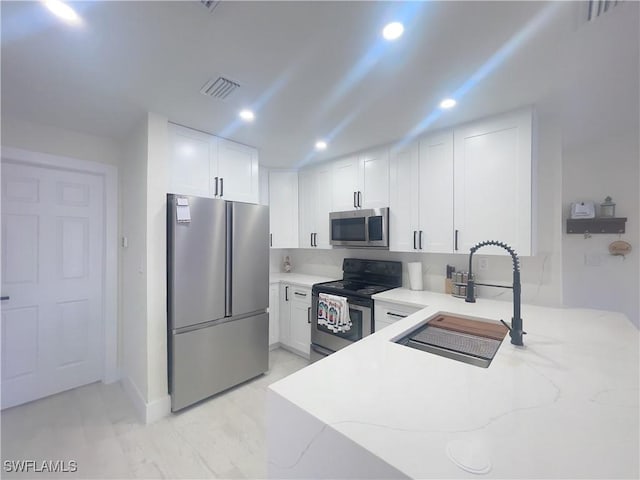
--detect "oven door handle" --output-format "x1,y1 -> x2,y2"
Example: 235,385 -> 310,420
311,343 -> 334,357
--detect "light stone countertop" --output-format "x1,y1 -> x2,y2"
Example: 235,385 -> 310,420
268,291 -> 640,479
269,272 -> 336,288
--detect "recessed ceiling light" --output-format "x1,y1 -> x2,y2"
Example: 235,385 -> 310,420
440,98 -> 457,109
315,140 -> 328,151
43,0 -> 81,24
382,22 -> 404,41
239,109 -> 255,122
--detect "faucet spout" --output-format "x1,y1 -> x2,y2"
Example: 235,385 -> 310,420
464,240 -> 525,346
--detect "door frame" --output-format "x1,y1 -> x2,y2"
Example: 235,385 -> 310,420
1,146 -> 119,384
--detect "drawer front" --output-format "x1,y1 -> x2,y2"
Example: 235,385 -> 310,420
374,302 -> 421,331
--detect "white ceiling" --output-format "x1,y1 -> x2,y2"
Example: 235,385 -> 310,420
0,1 -> 623,167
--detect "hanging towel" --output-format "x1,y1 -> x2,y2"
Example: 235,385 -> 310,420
317,293 -> 352,334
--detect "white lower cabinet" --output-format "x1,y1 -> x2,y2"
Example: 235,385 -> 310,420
268,283 -> 280,348
374,301 -> 421,331
279,283 -> 311,359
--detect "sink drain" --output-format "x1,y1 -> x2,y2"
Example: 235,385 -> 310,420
446,439 -> 492,475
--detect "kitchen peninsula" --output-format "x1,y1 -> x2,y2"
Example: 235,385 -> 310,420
267,291 -> 639,479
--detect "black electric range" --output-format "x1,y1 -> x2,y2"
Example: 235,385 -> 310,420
310,258 -> 402,362
311,258 -> 403,300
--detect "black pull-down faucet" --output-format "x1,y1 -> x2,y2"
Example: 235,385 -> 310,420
465,240 -> 526,346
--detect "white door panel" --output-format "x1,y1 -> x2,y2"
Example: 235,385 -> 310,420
217,138 -> 259,203
419,131 -> 454,253
1,161 -> 104,409
389,143 -> 420,252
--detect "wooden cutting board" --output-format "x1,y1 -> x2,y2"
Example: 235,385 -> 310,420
427,314 -> 508,341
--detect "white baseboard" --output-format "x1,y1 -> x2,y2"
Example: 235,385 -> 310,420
146,394 -> 171,423
269,342 -> 281,351
121,376 -> 171,424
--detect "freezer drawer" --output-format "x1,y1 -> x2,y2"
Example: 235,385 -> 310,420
169,312 -> 268,411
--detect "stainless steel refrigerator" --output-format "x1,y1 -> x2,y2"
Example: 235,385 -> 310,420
167,194 -> 269,411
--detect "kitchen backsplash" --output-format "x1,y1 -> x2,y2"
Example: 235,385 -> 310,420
270,248 -> 561,307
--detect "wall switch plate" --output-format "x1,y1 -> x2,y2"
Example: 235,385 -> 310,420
478,257 -> 489,270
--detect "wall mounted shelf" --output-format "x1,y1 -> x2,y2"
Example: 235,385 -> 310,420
566,217 -> 627,234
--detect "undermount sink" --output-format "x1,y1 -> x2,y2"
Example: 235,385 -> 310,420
395,313 -> 508,368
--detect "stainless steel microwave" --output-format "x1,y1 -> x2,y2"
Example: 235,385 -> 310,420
329,208 -> 389,248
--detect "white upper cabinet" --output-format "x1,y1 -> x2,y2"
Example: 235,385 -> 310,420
217,138 -> 259,204
358,147 -> 390,209
418,131 -> 454,253
168,123 -> 259,204
389,142 -> 420,252
331,149 -> 390,210
331,156 -> 360,211
298,165 -> 332,249
168,124 -> 216,198
269,171 -> 299,248
453,107 -> 533,256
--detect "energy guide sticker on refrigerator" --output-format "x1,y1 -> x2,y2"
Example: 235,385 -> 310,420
167,194 -> 269,411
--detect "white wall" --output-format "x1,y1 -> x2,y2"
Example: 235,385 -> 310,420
120,118 -> 149,407
559,4 -> 639,326
1,117 -> 121,167
145,113 -> 170,409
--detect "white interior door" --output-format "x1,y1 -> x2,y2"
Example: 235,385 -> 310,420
1,161 -> 104,409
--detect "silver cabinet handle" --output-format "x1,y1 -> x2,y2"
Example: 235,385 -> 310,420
214,177 -> 219,196
0,296 -> 9,301
358,191 -> 362,208
386,312 -> 407,318
220,177 -> 224,197
419,230 -> 423,250
294,291 -> 307,297
353,191 -> 357,208
307,306 -> 311,324
313,233 -> 317,247
285,286 -> 289,301
270,233 -> 273,247
413,231 -> 417,250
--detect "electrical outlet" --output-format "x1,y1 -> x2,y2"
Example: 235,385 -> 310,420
478,257 -> 489,270
584,253 -> 602,267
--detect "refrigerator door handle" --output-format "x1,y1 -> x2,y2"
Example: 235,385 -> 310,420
225,202 -> 232,317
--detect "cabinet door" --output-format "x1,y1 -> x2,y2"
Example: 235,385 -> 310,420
418,131 -> 454,253
314,165 -> 333,249
359,147 -> 389,209
453,108 -> 532,256
168,124 -> 214,197
289,290 -> 311,358
331,156 -> 359,211
389,142 -> 420,252
279,284 -> 292,347
269,171 -> 299,248
298,169 -> 316,248
217,138 -> 259,204
268,284 -> 280,346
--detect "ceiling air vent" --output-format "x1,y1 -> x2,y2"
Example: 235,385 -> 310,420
587,0 -> 621,21
200,77 -> 240,100
200,0 -> 220,13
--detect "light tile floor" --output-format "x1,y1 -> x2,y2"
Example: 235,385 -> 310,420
1,348 -> 308,479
